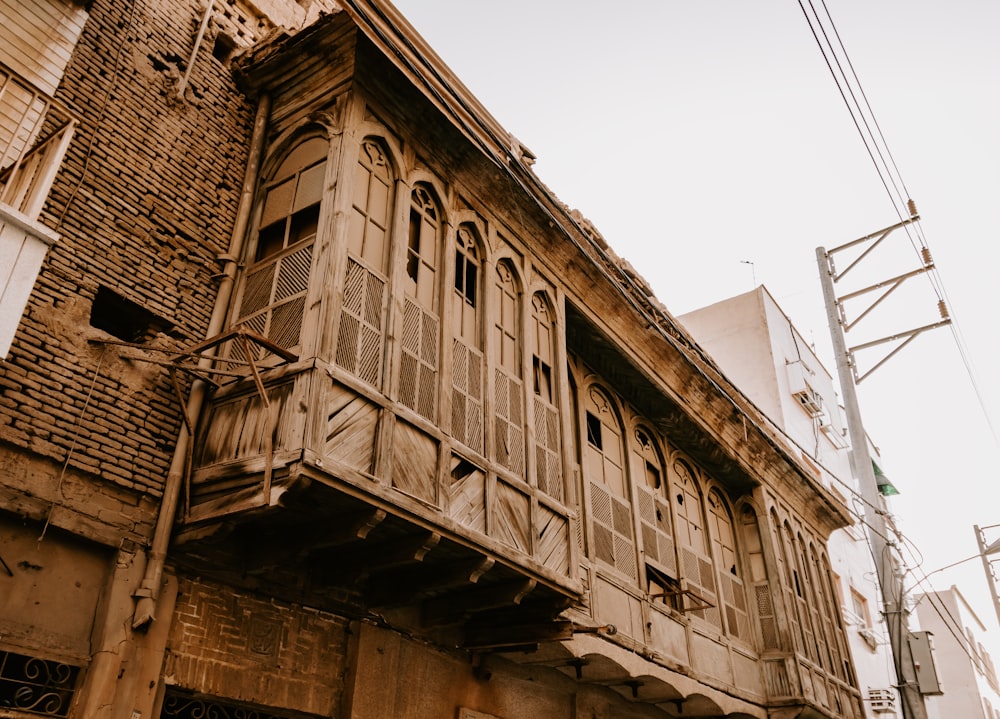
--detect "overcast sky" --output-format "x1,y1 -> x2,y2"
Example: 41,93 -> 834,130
389,0 -> 1000,644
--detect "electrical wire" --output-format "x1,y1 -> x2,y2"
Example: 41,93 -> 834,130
799,0 -> 997,442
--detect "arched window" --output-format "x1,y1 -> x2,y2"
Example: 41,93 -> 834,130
808,543 -> 844,676
450,223 -> 483,452
336,138 -> 393,387
790,528 -> 820,664
492,261 -> 524,477
531,293 -> 562,500
632,427 -> 677,580
348,139 -> 392,273
398,184 -> 441,420
671,458 -> 718,626
707,490 -> 749,642
236,135 -> 327,358
584,386 -> 635,580
741,506 -> 780,650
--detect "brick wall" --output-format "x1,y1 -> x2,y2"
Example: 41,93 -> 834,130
0,0 -> 265,516
164,576 -> 349,716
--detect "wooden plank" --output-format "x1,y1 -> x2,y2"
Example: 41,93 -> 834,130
0,1 -> 87,95
324,384 -> 377,473
489,480 -> 530,553
390,420 -> 438,504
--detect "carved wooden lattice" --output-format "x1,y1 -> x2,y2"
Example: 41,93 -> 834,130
681,546 -> 720,625
399,298 -> 438,419
533,399 -> 562,501
233,243 -> 312,361
493,368 -> 525,477
451,339 -> 483,453
637,485 -> 677,576
335,258 -> 386,387
589,481 -> 637,580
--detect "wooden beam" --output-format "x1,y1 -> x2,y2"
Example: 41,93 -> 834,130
421,579 -> 536,627
240,507 -> 387,571
311,531 -> 441,585
462,619 -> 575,650
366,556 -> 495,608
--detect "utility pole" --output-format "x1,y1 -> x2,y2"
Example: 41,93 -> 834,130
975,524 -> 1000,629
817,210 -> 945,719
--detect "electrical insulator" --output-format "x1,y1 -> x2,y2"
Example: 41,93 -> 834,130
938,300 -> 949,319
921,247 -> 933,266
907,198 -> 918,217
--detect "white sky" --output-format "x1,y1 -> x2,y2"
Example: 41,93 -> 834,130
389,0 -> 1000,649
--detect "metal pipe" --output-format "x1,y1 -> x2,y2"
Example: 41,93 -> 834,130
176,0 -> 214,97
132,94 -> 270,629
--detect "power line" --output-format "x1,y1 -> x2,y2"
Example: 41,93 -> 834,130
798,0 -> 997,441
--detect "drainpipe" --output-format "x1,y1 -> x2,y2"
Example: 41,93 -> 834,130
132,94 -> 271,629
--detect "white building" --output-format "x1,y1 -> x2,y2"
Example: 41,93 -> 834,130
680,285 -> 901,717
915,586 -> 1000,719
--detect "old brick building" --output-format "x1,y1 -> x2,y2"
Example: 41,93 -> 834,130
1,2 -> 864,718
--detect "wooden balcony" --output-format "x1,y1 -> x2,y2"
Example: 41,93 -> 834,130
173,329 -> 581,645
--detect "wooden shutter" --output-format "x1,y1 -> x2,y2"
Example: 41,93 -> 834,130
534,398 -> 562,501
637,485 -> 677,576
493,368 -> 525,477
335,258 -> 386,387
399,297 -> 438,419
452,339 -> 483,453
590,480 -> 637,581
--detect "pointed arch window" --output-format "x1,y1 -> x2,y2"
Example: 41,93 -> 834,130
398,184 -> 441,420
707,490 -> 750,641
450,223 -> 483,452
492,261 -> 524,477
348,139 -> 392,273
336,138 -> 394,387
741,506 -> 780,650
671,458 -> 719,626
632,427 -> 677,579
531,293 -> 562,500
235,135 -> 326,359
584,386 -> 635,580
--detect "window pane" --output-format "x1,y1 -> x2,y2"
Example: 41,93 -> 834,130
293,161 -> 326,212
260,177 -> 294,228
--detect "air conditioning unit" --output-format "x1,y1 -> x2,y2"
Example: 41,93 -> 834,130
793,387 -> 824,417
786,361 -> 825,418
867,688 -> 896,713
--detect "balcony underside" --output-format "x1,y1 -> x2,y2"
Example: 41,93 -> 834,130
173,456 -> 581,648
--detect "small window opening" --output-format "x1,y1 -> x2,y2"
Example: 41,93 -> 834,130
585,411 -> 602,449
647,565 -> 681,611
90,286 -> 174,342
407,208 -> 421,283
454,250 -> 477,307
645,460 -> 661,489
256,222 -> 284,261
533,356 -> 552,400
451,456 -> 479,482
212,34 -> 237,63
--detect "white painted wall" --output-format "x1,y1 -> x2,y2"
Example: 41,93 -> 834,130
681,285 -> 900,718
